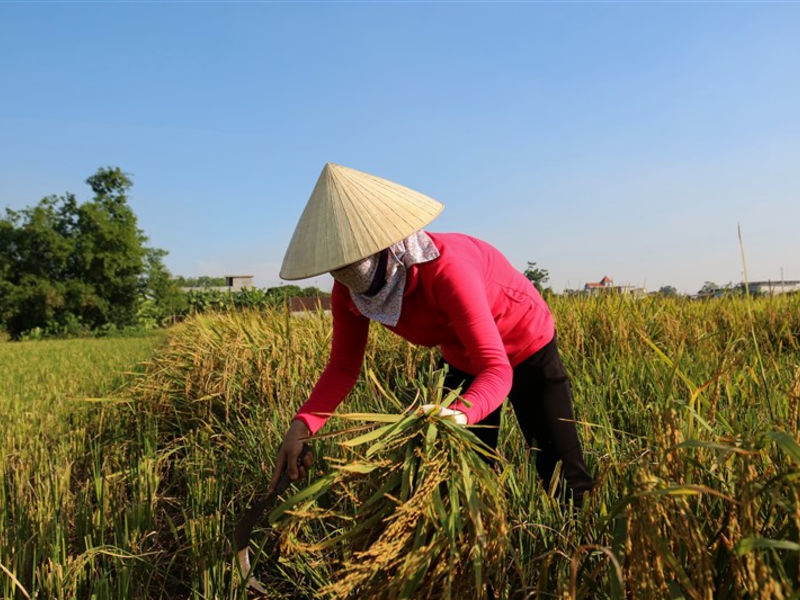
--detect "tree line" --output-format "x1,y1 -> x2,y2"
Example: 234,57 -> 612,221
0,167 -> 326,339
5,166 -> 716,340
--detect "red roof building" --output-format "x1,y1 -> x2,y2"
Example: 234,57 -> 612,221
584,276 -> 614,292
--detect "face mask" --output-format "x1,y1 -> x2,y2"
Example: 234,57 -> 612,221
331,231 -> 440,327
331,254 -> 379,294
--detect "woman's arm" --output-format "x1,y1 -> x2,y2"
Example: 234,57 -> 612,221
436,265 -> 513,424
293,283 -> 369,433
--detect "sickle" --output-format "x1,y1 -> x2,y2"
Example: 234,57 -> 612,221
234,444 -> 311,594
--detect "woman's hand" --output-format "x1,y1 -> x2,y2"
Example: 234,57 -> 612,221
269,419 -> 314,492
419,404 -> 468,425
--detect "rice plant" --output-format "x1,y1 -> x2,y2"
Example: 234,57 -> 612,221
269,373 -> 511,600
1,295 -> 799,598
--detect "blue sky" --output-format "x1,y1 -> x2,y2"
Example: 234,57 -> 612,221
2,2 -> 799,293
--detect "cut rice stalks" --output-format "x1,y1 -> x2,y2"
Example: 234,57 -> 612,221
270,407 -> 512,600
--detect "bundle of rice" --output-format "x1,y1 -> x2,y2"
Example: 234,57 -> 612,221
269,407 -> 512,600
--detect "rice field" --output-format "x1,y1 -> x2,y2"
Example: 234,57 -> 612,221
1,295 -> 799,599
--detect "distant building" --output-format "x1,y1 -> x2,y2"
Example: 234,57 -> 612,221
749,280 -> 800,296
583,276 -> 645,297
584,276 -> 614,294
694,280 -> 800,299
289,296 -> 332,313
614,285 -> 647,298
224,275 -> 254,291
180,274 -> 255,293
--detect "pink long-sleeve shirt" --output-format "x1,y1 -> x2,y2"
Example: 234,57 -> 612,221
294,232 -> 555,433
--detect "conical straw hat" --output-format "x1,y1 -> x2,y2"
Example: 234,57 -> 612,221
280,163 -> 444,280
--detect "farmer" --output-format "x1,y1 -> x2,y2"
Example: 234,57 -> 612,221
270,163 -> 594,505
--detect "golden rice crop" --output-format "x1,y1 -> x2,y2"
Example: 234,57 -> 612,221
271,405 -> 511,600
2,294 -> 799,598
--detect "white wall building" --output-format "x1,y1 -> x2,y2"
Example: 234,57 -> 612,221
749,280 -> 800,296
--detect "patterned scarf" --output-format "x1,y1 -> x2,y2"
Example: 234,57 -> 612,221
331,231 -> 439,326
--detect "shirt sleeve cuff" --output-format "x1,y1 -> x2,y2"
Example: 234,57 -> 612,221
446,400 -> 476,425
293,411 -> 327,435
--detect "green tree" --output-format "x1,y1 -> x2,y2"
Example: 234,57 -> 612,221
698,281 -> 719,298
140,248 -> 188,325
301,286 -> 329,297
659,285 -> 678,297
0,167 -> 169,337
73,167 -> 147,328
265,285 -> 303,305
0,196 -> 77,335
173,275 -> 227,288
523,261 -> 550,293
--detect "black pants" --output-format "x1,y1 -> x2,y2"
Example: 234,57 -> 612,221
442,335 -> 594,504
